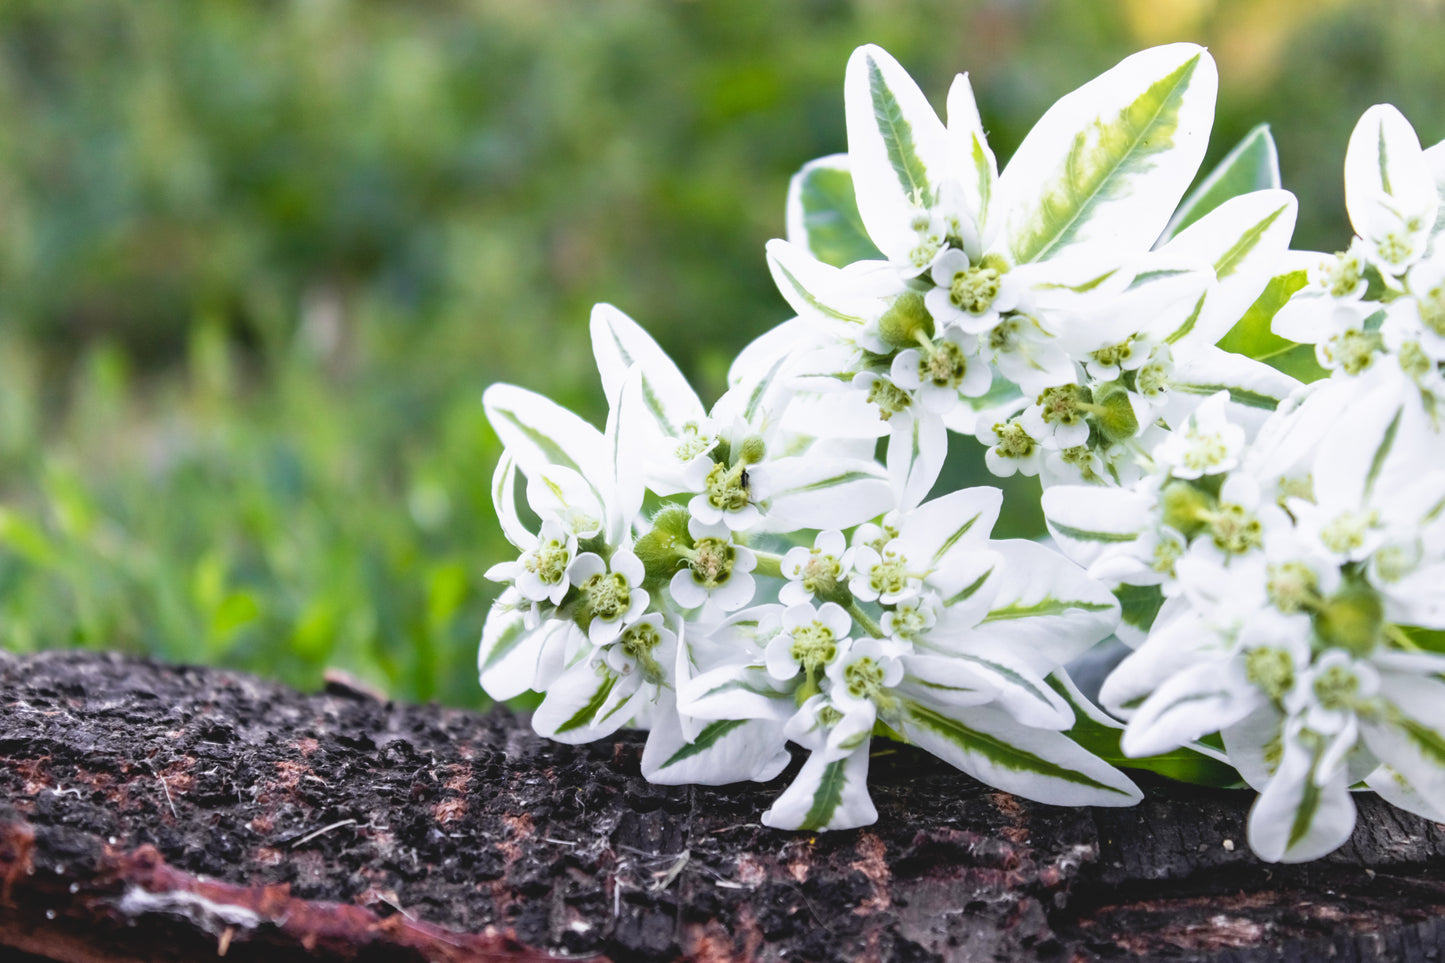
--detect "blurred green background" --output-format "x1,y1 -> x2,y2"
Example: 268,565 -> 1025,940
2,0 -> 1443,707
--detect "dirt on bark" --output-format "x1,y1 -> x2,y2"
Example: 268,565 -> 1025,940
2,649 -> 1443,962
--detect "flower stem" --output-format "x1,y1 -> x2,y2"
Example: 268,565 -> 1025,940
750,549 -> 785,579
847,600 -> 885,639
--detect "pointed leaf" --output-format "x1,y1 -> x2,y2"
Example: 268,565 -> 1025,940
899,700 -> 1141,806
761,747 -> 878,831
755,456 -> 893,532
642,717 -> 792,786
1163,124 -> 1281,239
483,384 -> 608,506
786,155 -> 886,267
844,44 -> 951,265
1001,44 -> 1217,264
590,303 -> 704,439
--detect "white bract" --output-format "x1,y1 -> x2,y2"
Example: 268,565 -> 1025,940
477,41 -> 1445,863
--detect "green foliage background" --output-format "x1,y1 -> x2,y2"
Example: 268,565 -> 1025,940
2,0 -> 1442,707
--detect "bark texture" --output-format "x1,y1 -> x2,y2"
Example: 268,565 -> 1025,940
2,649 -> 1443,963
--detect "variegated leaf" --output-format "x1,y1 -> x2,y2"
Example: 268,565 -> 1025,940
844,44 -> 951,266
1162,124 -> 1281,240
483,383 -> 609,506
590,303 -> 704,439
899,700 -> 1141,806
786,154 -> 886,267
761,746 -> 878,831
1000,44 -> 1217,265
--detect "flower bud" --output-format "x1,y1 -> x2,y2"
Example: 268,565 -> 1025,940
876,290 -> 934,349
1159,480 -> 1211,538
1313,581 -> 1383,657
1090,381 -> 1139,444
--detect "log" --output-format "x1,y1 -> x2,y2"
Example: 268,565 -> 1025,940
2,649 -> 1443,963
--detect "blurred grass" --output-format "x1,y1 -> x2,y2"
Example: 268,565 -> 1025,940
1,0 -> 1443,706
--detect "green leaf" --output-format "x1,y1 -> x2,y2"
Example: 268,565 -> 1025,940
790,159 -> 885,268
1048,674 -> 1242,788
1396,625 -> 1445,654
1164,124 -> 1280,239
1215,269 -> 1330,383
1010,52 -> 1205,264
801,758 -> 849,831
1114,582 -> 1165,635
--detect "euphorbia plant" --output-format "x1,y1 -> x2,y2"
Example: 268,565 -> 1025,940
479,42 -> 1445,862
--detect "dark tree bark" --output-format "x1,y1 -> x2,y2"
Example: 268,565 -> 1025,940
2,650 -> 1443,963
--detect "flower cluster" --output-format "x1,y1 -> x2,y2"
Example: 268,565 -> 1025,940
479,42 -> 1445,861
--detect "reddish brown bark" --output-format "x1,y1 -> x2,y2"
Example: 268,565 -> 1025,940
2,650 -> 1443,962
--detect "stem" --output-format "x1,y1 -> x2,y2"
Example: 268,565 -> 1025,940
847,600 -> 885,639
750,549 -> 785,580
1384,623 -> 1422,652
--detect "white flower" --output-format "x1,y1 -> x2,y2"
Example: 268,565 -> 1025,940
568,549 -> 650,646
780,530 -> 853,606
667,518 -> 757,615
1152,391 -> 1246,480
764,602 -> 853,683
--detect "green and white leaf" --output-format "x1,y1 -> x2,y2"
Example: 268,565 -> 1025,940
531,659 -> 637,745
1041,485 -> 1149,569
1159,189 -> 1298,346
756,455 -> 894,532
1119,660 -> 1259,758
590,303 -> 705,440
1048,672 -> 1242,789
1246,733 -> 1357,863
765,238 -> 879,325
957,539 -> 1120,675
642,717 -> 792,786
786,155 -> 886,267
484,383 -> 609,508
946,71 -> 998,248
1162,124 -> 1281,240
899,699 -> 1141,806
844,44 -> 951,266
903,651 -> 1071,729
1165,345 -> 1301,434
761,746 -> 878,831
1344,103 -> 1438,248
479,608 -> 562,702
1000,43 -> 1217,265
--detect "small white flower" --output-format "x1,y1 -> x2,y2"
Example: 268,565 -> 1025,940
780,530 -> 853,606
924,248 -> 1020,334
667,518 -> 757,614
569,549 -> 650,646
764,602 -> 853,682
1153,391 -> 1246,480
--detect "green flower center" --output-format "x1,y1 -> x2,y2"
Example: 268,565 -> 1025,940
1091,339 -> 1136,369
689,537 -> 735,588
790,622 -> 839,674
584,572 -> 631,622
1312,664 -> 1361,712
674,422 -> 713,462
705,462 -> 752,512
1182,430 -> 1231,473
1245,647 -> 1294,702
1314,249 -> 1364,298
867,550 -> 910,596
1398,340 -> 1432,380
949,265 -> 1002,314
1324,329 -> 1382,375
866,378 -> 913,421
1207,503 -> 1262,555
1319,510 -> 1378,556
992,420 -> 1036,460
844,657 -> 887,700
1037,385 -> 1090,426
619,622 -> 665,685
921,339 -> 970,389
1417,285 -> 1445,336
801,552 -> 842,596
527,539 -> 571,584
1266,561 -> 1319,613
1135,361 -> 1170,398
